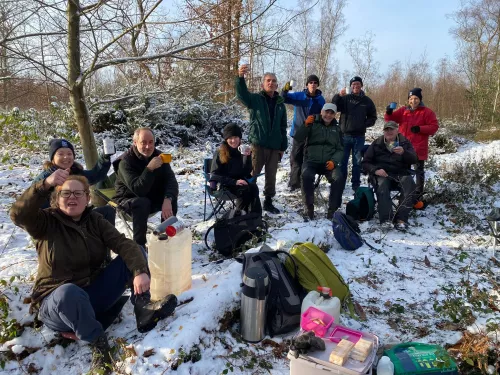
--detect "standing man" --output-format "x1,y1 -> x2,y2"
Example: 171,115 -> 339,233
332,76 -> 377,192
281,74 -> 325,191
113,127 -> 179,247
235,65 -> 288,214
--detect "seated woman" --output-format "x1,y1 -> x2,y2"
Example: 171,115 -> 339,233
33,138 -> 115,224
210,124 -> 262,215
10,175 -> 177,374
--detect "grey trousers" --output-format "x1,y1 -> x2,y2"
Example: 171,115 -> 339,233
251,145 -> 281,198
375,175 -> 417,223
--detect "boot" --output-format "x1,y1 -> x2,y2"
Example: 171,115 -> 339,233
91,333 -> 112,374
134,294 -> 178,333
326,207 -> 337,220
305,204 -> 314,220
263,196 -> 280,214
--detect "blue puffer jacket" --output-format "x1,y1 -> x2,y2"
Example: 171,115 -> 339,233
281,89 -> 325,137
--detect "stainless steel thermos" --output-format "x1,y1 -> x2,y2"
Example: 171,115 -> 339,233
240,267 -> 269,342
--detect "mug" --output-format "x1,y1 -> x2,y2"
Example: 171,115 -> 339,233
345,86 -> 351,95
389,102 -> 397,109
289,79 -> 295,89
103,138 -> 115,155
238,145 -> 251,155
160,153 -> 172,163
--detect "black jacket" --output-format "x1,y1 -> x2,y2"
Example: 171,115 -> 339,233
332,91 -> 377,136
362,134 -> 418,177
210,144 -> 252,186
113,147 -> 179,205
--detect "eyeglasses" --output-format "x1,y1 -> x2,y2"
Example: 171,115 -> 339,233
58,190 -> 88,198
308,81 -> 319,85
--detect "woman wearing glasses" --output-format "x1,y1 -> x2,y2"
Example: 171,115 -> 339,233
10,175 -> 177,374
33,138 -> 115,224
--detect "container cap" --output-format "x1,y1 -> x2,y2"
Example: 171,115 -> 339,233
317,286 -> 332,298
166,226 -> 176,237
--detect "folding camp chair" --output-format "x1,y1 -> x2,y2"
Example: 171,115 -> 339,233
203,158 -> 238,221
94,172 -> 157,238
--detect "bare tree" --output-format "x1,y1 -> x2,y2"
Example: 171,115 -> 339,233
345,31 -> 380,92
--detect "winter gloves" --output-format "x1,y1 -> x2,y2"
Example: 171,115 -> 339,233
305,115 -> 315,127
385,105 -> 393,115
290,331 -> 326,356
325,161 -> 335,171
411,126 -> 420,133
283,81 -> 292,92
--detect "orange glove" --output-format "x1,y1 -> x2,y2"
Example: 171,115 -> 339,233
305,115 -> 315,127
325,161 -> 335,171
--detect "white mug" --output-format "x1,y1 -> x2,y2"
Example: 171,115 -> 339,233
289,79 -> 295,89
345,86 -> 351,95
238,144 -> 251,155
103,138 -> 115,155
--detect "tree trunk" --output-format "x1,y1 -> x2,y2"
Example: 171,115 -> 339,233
67,0 -> 98,169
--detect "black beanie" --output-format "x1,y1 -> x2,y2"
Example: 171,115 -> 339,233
306,75 -> 320,86
408,88 -> 423,101
222,124 -> 243,140
349,76 -> 363,87
49,138 -> 75,161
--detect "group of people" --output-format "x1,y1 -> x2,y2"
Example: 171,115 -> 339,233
8,69 -> 438,373
233,67 -> 438,225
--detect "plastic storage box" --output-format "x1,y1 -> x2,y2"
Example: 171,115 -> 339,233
301,306 -> 335,337
329,326 -> 363,344
288,324 -> 378,375
384,343 -> 458,375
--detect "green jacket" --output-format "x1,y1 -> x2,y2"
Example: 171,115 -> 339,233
235,76 -> 288,151
294,115 -> 344,166
10,181 -> 148,308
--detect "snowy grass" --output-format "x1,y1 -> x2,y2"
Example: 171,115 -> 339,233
0,121 -> 499,374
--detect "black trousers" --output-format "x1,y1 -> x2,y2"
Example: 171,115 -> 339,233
414,160 -> 425,198
375,175 -> 417,223
121,196 -> 178,246
94,205 -> 116,226
226,183 -> 262,215
301,162 -> 344,212
289,138 -> 305,189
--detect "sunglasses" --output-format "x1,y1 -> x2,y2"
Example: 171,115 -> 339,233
58,190 -> 88,198
308,81 -> 319,85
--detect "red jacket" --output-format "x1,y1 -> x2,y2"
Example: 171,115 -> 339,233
384,105 -> 438,160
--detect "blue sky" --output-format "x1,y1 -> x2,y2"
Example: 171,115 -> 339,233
334,0 -> 460,74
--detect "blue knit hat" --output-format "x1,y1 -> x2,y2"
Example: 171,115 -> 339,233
49,138 -> 75,161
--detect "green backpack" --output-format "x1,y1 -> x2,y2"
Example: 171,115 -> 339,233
285,243 -> 352,309
346,186 -> 375,221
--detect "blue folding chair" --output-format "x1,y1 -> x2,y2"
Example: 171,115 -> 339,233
203,158 -> 238,221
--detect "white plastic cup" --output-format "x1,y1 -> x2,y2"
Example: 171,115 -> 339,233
238,144 -> 251,155
103,138 -> 115,155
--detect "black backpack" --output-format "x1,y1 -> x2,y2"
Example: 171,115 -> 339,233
236,245 -> 304,336
205,210 -> 267,257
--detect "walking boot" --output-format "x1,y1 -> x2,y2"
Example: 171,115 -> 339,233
134,294 -> 178,333
263,196 -> 280,214
305,205 -> 314,220
91,333 -> 112,374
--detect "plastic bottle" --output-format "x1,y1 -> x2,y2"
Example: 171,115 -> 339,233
153,216 -> 178,235
147,218 -> 192,299
377,356 -> 394,375
301,286 -> 341,324
165,220 -> 185,237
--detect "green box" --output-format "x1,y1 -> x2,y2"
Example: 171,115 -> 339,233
384,343 -> 458,375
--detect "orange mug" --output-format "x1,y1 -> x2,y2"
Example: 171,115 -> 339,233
160,153 -> 172,163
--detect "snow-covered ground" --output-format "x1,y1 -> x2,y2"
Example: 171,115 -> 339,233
0,124 -> 499,374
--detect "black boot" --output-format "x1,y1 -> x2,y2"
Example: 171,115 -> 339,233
327,207 -> 337,220
263,196 -> 280,214
134,294 -> 178,333
91,333 -> 112,374
305,205 -> 314,220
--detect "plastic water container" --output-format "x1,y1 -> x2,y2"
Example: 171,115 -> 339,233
377,356 -> 394,375
147,226 -> 192,300
301,286 -> 341,325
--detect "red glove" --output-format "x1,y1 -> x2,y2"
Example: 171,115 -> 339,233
305,115 -> 315,127
325,161 -> 335,171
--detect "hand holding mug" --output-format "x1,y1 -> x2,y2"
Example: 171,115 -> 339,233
339,87 -> 347,96
147,156 -> 163,171
45,168 -> 70,188
238,64 -> 249,77
238,144 -> 251,155
393,146 -> 404,155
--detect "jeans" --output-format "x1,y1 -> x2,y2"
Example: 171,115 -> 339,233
375,175 -> 417,223
341,135 -> 365,190
38,249 -> 148,343
301,162 -> 344,212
